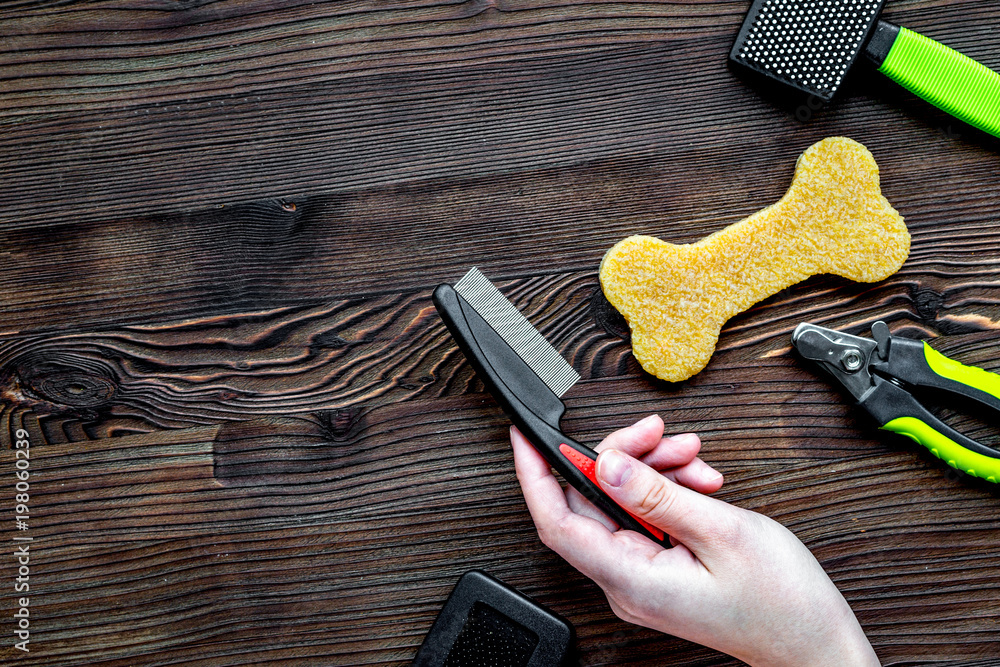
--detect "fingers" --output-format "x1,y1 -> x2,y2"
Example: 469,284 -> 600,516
596,448 -> 735,555
509,426 -> 574,528
663,457 -> 725,494
512,417 -> 725,565
596,417 -> 723,494
566,486 -> 619,531
594,414 -> 666,457
638,431 -> 702,469
510,427 -> 659,584
509,426 -> 614,551
566,457 -> 721,532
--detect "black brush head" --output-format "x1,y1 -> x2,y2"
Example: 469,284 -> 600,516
730,0 -> 888,102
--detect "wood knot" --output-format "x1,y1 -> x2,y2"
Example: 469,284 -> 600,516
16,356 -> 118,410
316,408 -> 362,442
913,288 -> 943,324
590,286 -> 630,340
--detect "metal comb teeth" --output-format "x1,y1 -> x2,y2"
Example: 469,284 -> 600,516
454,267 -> 581,397
733,0 -> 884,99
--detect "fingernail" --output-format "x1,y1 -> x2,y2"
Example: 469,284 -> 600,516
598,450 -> 632,488
632,414 -> 659,428
702,467 -> 723,484
667,432 -> 698,443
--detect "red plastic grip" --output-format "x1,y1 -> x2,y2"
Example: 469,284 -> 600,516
558,444 -> 666,542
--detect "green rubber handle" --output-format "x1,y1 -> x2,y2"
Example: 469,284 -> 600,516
879,26 -> 1000,138
883,416 -> 1000,483
923,341 -> 1000,403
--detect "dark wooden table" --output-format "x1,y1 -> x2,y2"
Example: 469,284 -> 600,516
2,1 -> 999,665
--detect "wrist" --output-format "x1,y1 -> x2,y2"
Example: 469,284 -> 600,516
737,601 -> 879,667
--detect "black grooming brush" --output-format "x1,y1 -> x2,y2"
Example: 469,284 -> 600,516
730,0 -> 1000,137
413,570 -> 575,667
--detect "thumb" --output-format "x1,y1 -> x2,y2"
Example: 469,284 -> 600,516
596,448 -> 733,552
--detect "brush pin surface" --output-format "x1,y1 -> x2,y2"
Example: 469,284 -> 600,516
454,268 -> 580,397
731,0 -> 886,100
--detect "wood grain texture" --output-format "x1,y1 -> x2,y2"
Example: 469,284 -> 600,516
1,1 -> 998,233
2,0 -> 1000,665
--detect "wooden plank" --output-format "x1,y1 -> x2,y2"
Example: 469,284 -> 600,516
3,233 -> 1000,665
0,137 -> 997,333
2,422 -> 998,666
3,273 -> 1000,662
1,4 -> 998,232
3,0 -> 1000,664
2,267 -> 999,447
0,0 -> 749,116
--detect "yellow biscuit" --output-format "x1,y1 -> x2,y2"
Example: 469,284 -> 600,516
599,137 -> 910,382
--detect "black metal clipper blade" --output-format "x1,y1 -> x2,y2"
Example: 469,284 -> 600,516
729,0 -> 1000,137
730,0 -> 887,102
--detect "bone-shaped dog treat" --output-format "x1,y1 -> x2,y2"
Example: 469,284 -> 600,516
599,137 -> 910,382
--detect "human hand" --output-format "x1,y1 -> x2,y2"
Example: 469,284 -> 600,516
510,416 -> 878,667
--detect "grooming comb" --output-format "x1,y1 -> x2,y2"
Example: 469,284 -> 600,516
433,268 -> 668,547
730,0 -> 1000,138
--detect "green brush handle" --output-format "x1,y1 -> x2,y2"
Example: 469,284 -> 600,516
878,26 -> 1000,138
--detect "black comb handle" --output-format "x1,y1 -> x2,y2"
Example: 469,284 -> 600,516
433,284 -> 670,547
